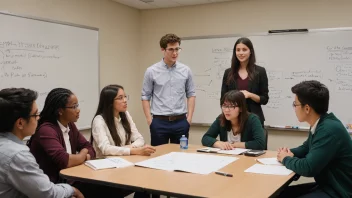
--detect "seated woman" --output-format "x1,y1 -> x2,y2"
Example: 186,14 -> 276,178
202,90 -> 265,150
91,84 -> 155,158
28,88 -> 95,183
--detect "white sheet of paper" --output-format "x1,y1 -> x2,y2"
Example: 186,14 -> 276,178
256,158 -> 283,166
107,157 -> 134,168
217,148 -> 250,155
135,152 -> 238,175
244,164 -> 293,175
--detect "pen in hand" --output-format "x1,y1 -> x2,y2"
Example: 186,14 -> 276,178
215,171 -> 233,177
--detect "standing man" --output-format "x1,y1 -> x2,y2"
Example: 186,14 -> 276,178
141,33 -> 196,146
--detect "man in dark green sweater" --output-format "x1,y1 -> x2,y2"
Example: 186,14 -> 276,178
277,80 -> 352,198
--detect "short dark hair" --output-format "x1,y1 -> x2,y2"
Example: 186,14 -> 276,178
91,84 -> 131,146
219,90 -> 249,135
160,33 -> 181,49
0,88 -> 38,133
291,80 -> 329,115
38,88 -> 73,126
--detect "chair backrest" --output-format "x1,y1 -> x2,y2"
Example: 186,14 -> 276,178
264,128 -> 268,150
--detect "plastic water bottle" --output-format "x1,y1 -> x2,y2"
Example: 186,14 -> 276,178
180,135 -> 188,150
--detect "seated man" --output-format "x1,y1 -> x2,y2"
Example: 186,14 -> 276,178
0,88 -> 83,198
277,80 -> 352,198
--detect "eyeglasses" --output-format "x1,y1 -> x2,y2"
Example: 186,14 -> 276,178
165,47 -> 182,54
65,103 -> 80,110
29,113 -> 40,119
115,95 -> 129,101
292,101 -> 303,108
221,104 -> 237,111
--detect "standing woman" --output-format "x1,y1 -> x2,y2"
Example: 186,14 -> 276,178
221,37 -> 269,126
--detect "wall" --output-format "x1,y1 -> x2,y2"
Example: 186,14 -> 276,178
0,0 -> 141,139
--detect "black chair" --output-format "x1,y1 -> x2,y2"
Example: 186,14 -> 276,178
264,128 -> 268,150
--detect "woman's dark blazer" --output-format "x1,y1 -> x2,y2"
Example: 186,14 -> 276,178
221,65 -> 269,124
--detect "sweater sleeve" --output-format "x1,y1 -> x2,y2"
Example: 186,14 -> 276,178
201,118 -> 222,147
37,125 -> 69,169
92,115 -> 131,156
244,115 -> 265,150
290,139 -> 309,158
71,123 -> 96,159
283,131 -> 339,177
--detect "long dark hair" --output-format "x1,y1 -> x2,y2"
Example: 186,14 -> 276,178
91,84 -> 131,146
37,88 -> 73,127
220,90 -> 249,135
227,37 -> 257,85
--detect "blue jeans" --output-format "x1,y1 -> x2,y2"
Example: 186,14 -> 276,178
150,117 -> 190,146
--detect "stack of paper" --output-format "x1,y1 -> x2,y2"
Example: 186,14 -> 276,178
85,157 -> 134,170
135,152 -> 238,175
244,164 -> 293,175
217,148 -> 250,155
197,147 -> 249,155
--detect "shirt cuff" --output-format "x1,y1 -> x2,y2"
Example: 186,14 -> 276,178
141,96 -> 151,101
58,184 -> 75,198
123,148 -> 131,155
186,93 -> 196,98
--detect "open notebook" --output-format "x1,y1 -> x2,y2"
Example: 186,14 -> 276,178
85,157 -> 134,170
197,147 -> 250,155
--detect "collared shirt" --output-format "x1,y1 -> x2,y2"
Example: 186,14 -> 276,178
0,132 -> 74,198
92,111 -> 145,158
310,118 -> 320,135
141,59 -> 196,116
57,121 -> 72,154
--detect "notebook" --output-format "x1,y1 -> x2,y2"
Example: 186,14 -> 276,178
85,157 -> 134,170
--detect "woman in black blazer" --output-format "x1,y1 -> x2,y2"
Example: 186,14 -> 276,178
221,37 -> 269,126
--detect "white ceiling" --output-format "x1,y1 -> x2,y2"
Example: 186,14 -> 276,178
112,0 -> 238,10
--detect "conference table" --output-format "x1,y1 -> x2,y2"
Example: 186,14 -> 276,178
60,144 -> 296,198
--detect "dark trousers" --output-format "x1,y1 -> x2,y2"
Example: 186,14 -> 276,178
277,183 -> 330,198
73,181 -> 150,198
150,117 -> 190,146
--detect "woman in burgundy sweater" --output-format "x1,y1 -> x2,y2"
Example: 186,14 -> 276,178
28,88 -> 95,183
28,88 -> 139,198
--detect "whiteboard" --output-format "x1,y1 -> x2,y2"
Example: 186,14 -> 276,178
0,12 -> 99,129
180,28 -> 352,128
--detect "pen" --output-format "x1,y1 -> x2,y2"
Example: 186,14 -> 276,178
215,171 -> 233,177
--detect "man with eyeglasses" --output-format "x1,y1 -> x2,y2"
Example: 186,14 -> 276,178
141,33 -> 196,146
0,88 -> 84,198
277,80 -> 352,198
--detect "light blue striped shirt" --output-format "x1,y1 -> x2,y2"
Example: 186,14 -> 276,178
141,59 -> 196,116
